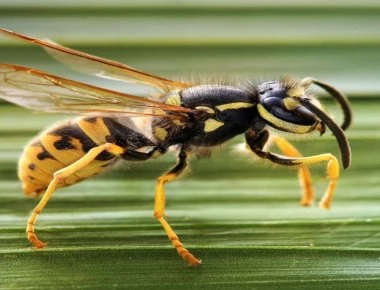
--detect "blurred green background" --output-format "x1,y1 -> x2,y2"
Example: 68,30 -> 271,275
0,1 -> 379,289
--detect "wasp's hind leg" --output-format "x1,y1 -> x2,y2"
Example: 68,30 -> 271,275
272,136 -> 315,206
26,143 -> 125,248
245,129 -> 339,209
154,145 -> 201,267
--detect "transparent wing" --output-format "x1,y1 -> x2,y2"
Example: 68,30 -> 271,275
0,28 -> 190,91
0,64 -> 193,118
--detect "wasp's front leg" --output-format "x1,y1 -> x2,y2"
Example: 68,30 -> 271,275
245,129 -> 339,209
271,136 -> 315,206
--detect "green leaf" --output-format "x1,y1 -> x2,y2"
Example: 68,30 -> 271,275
0,2 -> 380,289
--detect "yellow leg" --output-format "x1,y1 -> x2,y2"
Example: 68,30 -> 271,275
26,143 -> 124,248
154,149 -> 201,267
246,129 -> 340,209
271,153 -> 339,209
298,154 -> 339,209
273,137 -> 315,206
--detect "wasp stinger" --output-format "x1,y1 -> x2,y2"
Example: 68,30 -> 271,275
0,29 -> 352,266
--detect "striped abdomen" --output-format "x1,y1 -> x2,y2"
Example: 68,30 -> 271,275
18,116 -> 153,196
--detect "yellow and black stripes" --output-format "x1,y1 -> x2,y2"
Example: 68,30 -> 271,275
47,121 -> 115,162
77,117 -> 111,145
257,103 -> 317,134
26,142 -> 126,248
19,116 -> 157,196
19,123 -> 113,195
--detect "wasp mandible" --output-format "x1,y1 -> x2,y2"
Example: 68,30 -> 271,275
0,29 -> 352,266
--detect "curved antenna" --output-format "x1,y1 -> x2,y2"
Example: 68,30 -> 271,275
299,97 -> 351,169
301,77 -> 352,130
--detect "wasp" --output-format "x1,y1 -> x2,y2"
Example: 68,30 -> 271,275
0,29 -> 351,266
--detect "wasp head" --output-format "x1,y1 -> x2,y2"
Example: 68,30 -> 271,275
257,80 -> 325,135
256,78 -> 351,169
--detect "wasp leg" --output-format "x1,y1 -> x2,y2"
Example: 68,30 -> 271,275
26,143 -> 125,248
245,130 -> 339,209
154,147 -> 201,267
272,136 -> 315,207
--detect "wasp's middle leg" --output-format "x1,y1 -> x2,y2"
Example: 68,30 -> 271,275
154,146 -> 201,266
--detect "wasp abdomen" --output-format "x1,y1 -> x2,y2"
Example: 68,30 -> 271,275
19,116 -> 156,196
18,118 -> 117,196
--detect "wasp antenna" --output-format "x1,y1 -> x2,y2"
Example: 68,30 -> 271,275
300,77 -> 352,131
299,97 -> 351,169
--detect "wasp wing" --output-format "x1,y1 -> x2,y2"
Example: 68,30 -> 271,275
0,28 -> 190,91
0,64 -> 193,118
